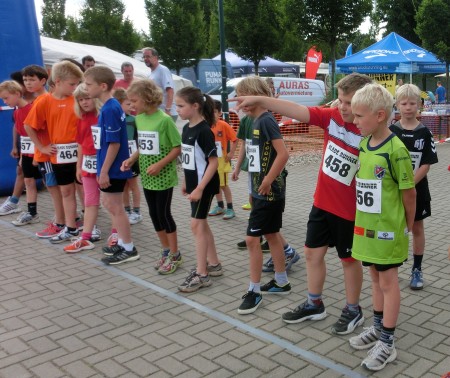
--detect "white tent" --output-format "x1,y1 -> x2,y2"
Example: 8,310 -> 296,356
40,36 -> 192,91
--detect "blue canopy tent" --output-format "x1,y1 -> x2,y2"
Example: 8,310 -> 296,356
213,50 -> 299,76
336,32 -> 446,81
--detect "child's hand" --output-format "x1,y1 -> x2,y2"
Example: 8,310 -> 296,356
188,187 -> 203,202
97,172 -> 110,189
147,163 -> 162,176
231,168 -> 240,181
121,159 -> 132,172
258,178 -> 271,196
76,168 -> 83,183
10,147 -> 19,159
225,152 -> 233,163
181,183 -> 187,196
41,144 -> 56,156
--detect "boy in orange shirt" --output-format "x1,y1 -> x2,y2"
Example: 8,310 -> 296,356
208,100 -> 238,219
25,61 -> 83,243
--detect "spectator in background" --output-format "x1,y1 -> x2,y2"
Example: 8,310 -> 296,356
435,81 -> 446,104
142,47 -> 177,121
114,62 -> 135,90
82,55 -> 95,71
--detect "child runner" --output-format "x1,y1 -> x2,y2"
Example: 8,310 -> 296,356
208,100 -> 238,220
233,76 -> 290,315
124,79 -> 182,274
84,66 -> 139,265
176,87 -> 221,292
113,88 -> 143,225
349,83 -> 416,371
64,83 -> 102,253
0,80 -> 41,225
24,61 -> 82,243
389,84 -> 438,289
231,73 -> 373,332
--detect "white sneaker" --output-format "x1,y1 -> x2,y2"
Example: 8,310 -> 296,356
90,225 -> 102,242
361,340 -> 397,371
128,212 -> 143,225
0,197 -> 21,215
12,212 -> 39,226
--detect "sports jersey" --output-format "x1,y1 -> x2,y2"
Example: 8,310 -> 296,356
236,115 -> 253,171
135,109 -> 180,190
24,93 -> 78,164
211,119 -> 237,157
181,120 -> 219,195
352,134 -> 415,264
14,103 -> 34,157
96,98 -> 131,180
309,107 -> 362,221
76,111 -> 98,177
249,111 -> 286,201
389,122 -> 438,202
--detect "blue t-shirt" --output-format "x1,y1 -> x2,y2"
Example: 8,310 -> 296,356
436,86 -> 446,103
96,98 -> 132,180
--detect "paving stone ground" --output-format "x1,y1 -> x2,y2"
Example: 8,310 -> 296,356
0,143 -> 449,378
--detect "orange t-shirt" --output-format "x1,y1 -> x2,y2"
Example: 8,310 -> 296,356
24,93 -> 78,164
211,119 -> 237,155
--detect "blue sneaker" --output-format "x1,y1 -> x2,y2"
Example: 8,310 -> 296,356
262,248 -> 300,272
260,279 -> 291,294
410,268 -> 423,290
208,206 -> 224,216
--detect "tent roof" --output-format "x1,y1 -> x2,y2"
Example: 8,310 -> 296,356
212,50 -> 299,75
40,36 -> 192,90
336,32 -> 446,74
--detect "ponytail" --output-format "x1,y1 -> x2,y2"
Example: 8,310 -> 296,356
176,86 -> 216,127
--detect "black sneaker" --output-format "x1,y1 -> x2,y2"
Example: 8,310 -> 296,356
237,291 -> 262,315
282,300 -> 327,324
261,279 -> 291,295
102,244 -> 125,256
331,306 -> 364,335
237,237 -> 267,250
237,240 -> 247,249
101,246 -> 140,265
260,240 -> 270,252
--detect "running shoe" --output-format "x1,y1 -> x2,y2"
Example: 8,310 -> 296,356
102,232 -> 118,253
11,212 -> 39,226
0,197 -> 21,215
262,250 -> 300,272
223,208 -> 235,220
361,340 -> 397,371
241,202 -> 251,210
331,305 -> 364,335
158,252 -> 183,275
101,246 -> 140,265
349,326 -> 380,350
90,226 -> 102,242
178,271 -> 211,293
36,222 -> 63,238
282,300 -> 327,324
237,291 -> 262,314
208,206 -> 224,216
129,212 -> 143,225
260,279 -> 291,294
64,238 -> 95,253
49,227 -> 79,244
154,249 -> 170,270
410,268 -> 424,290
207,263 -> 223,277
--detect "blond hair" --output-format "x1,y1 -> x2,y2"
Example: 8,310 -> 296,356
336,73 -> 373,95
0,80 -> 23,95
112,87 -> 128,104
51,61 -> 83,82
352,83 -> 394,117
235,76 -> 272,97
127,79 -> 163,108
84,66 -> 116,91
395,83 -> 421,104
73,83 -> 102,118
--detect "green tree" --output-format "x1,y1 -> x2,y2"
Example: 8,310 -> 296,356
68,0 -> 140,56
207,7 -> 220,57
376,0 -> 423,44
416,0 -> 450,88
145,0 -> 206,74
41,0 -> 66,39
224,0 -> 281,74
286,0 -> 371,93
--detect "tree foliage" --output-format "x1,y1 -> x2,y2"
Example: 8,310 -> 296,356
376,0 -> 423,44
224,0 -> 281,73
67,0 -> 140,56
145,0 -> 206,74
41,0 -> 66,39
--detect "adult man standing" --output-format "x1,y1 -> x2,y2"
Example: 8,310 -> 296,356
114,62 -> 135,90
435,81 -> 446,104
142,47 -> 177,121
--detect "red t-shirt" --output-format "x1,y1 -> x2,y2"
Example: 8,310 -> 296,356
76,111 -> 98,177
14,103 -> 34,158
114,79 -> 132,89
308,107 -> 362,221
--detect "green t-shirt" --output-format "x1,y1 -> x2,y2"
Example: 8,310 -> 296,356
135,110 -> 181,190
236,115 -> 253,171
352,134 -> 415,264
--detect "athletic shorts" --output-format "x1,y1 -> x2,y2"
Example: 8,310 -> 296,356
38,162 -> 57,187
247,198 -> 284,237
217,157 -> 231,187
82,176 -> 100,207
190,193 -> 214,219
21,155 -> 41,179
415,198 -> 431,221
362,261 -> 403,272
100,178 -> 127,193
305,205 -> 354,259
131,161 -> 140,178
52,162 -> 76,186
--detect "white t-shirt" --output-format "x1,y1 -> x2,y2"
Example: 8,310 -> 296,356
148,64 -> 176,116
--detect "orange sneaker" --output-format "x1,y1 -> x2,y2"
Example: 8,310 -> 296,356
36,222 -> 63,238
64,238 -> 95,253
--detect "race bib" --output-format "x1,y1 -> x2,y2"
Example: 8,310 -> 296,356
138,131 -> 160,155
56,143 -> 78,164
82,154 -> 97,174
181,143 -> 195,170
91,126 -> 101,150
245,139 -> 252,158
322,141 -> 358,186
215,141 -> 223,158
128,140 -> 137,156
247,145 -> 260,173
356,178 -> 382,214
20,136 -> 35,154
409,151 -> 422,174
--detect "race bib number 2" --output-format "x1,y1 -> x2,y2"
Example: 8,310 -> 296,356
181,144 -> 195,170
91,126 -> 101,150
322,141 -> 358,186
247,145 -> 260,173
356,178 -> 382,214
